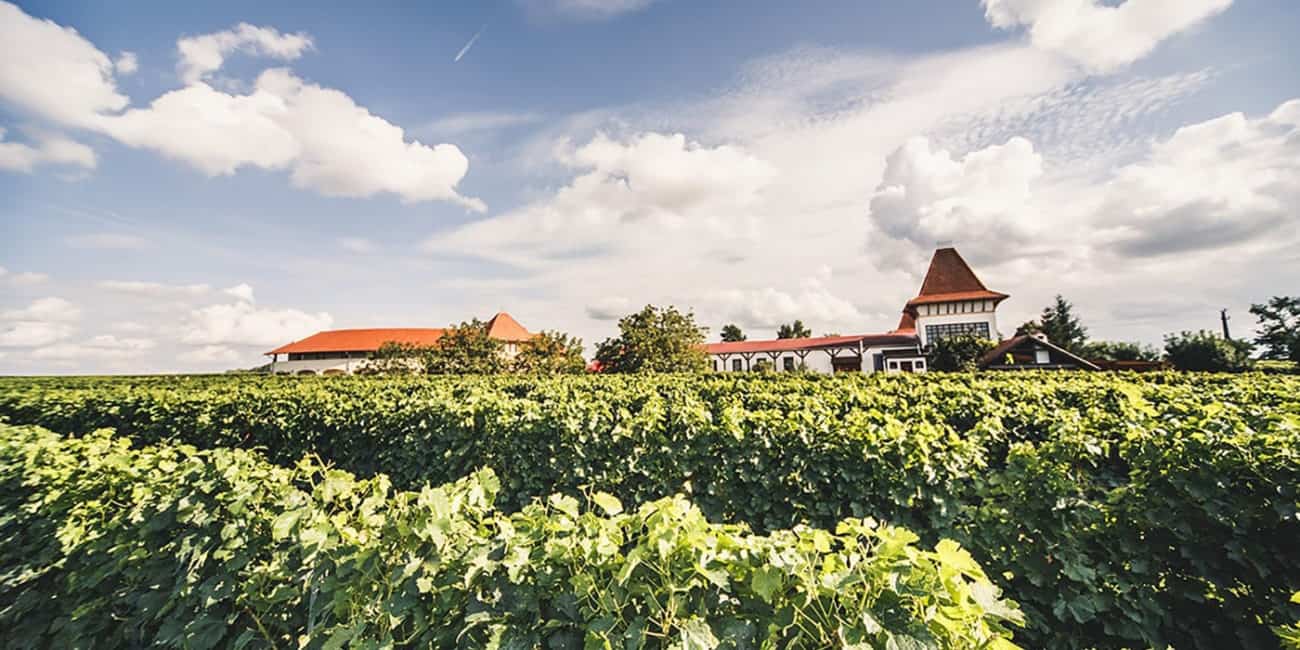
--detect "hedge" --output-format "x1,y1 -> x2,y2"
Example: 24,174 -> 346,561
0,424 -> 1021,649
1,372 -> 1298,648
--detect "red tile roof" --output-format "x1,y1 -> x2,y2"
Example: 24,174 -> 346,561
703,332 -> 918,355
268,328 -> 447,355
268,312 -> 533,355
906,248 -> 1008,310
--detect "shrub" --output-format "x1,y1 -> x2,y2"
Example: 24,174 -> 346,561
0,424 -> 1022,649
1163,330 -> 1254,371
926,334 -> 997,371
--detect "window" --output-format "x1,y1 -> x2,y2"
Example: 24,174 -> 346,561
925,321 -> 990,342
1035,349 -> 1051,364
732,358 -> 743,371
783,357 -> 795,371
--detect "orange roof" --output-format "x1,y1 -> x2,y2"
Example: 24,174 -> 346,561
703,332 -> 918,355
485,311 -> 532,341
906,248 -> 1008,310
268,328 -> 447,355
268,312 -> 534,355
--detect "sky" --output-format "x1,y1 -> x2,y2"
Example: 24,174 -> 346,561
1,0 -> 1298,374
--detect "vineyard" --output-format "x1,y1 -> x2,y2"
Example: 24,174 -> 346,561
1,372 -> 1298,649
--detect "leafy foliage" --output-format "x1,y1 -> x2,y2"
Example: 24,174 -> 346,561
1079,340 -> 1161,362
422,319 -> 509,374
1278,592 -> 1300,649
0,424 -> 1022,649
513,330 -> 586,374
719,323 -> 746,342
926,334 -> 997,371
1164,330 -> 1255,372
2,372 -> 1299,649
1016,295 -> 1088,352
594,305 -> 709,373
1251,296 -> 1300,362
776,320 -> 811,339
359,340 -> 427,375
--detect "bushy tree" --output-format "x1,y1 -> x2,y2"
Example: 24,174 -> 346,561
594,305 -> 709,373
1080,340 -> 1161,362
1163,330 -> 1254,372
361,341 -> 427,375
776,320 -> 811,339
720,324 -> 747,342
423,320 -> 507,374
514,331 -> 585,374
1250,296 -> 1300,362
926,334 -> 997,371
1017,295 -> 1088,352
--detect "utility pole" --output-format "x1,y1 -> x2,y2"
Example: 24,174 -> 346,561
1220,309 -> 1231,340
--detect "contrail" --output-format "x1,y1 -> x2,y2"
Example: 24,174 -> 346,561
454,25 -> 486,62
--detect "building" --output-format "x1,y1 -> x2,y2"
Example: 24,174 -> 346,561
265,312 -> 533,375
978,333 -> 1101,371
704,247 -> 1009,374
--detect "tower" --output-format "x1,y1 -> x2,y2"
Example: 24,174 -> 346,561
904,247 -> 1009,347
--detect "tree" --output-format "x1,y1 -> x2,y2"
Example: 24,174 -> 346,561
423,319 -> 507,374
1080,340 -> 1161,362
926,334 -> 997,371
594,305 -> 709,373
1163,330 -> 1254,372
361,341 -> 427,375
514,330 -> 586,374
1017,295 -> 1088,352
720,324 -> 747,342
776,320 -> 811,339
1250,296 -> 1300,362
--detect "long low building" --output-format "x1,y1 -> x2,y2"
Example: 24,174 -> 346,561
265,312 -> 532,375
705,247 -> 1008,374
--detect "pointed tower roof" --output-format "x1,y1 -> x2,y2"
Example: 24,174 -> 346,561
485,312 -> 533,341
906,247 -> 1008,309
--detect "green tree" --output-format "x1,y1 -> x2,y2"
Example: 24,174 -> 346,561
776,320 -> 811,339
594,305 -> 709,373
514,330 -> 586,374
361,341 -> 427,375
1163,330 -> 1254,372
925,334 -> 997,371
423,319 -> 507,374
1017,295 -> 1088,352
1080,340 -> 1161,362
1250,296 -> 1300,362
720,324 -> 747,342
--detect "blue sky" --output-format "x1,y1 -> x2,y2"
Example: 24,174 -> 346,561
1,0 -> 1298,373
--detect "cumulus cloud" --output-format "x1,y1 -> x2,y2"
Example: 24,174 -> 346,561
2,297 -> 81,322
181,298 -> 332,347
0,322 -> 74,347
0,268 -> 49,286
178,345 -> 243,364
114,51 -> 138,75
0,126 -> 96,172
222,283 -> 255,302
98,280 -> 211,297
868,136 -> 1044,254
176,22 -> 312,84
983,0 -> 1233,72
585,296 -> 633,320
702,269 -> 863,330
31,335 -> 156,361
427,132 -> 774,264
520,0 -> 659,20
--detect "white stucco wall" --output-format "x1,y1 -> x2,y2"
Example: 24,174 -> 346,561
708,344 -> 925,374
269,358 -> 370,375
914,303 -> 1000,346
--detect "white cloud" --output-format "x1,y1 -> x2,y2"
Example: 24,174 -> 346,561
0,1 -> 127,126
181,298 -> 332,347
110,321 -> 150,333
97,280 -> 211,297
67,233 -> 151,249
176,22 -> 312,84
0,126 -> 96,172
222,283 -> 255,302
585,296 -> 633,320
1,269 -> 49,286
702,270 -> 863,331
114,51 -> 138,75
982,0 -> 1233,72
425,111 -> 543,135
2,297 -> 81,322
0,322 -> 74,347
338,237 -> 378,254
178,345 -> 243,364
31,335 -> 155,361
868,136 -> 1044,252
521,0 -> 659,20
426,131 -> 775,264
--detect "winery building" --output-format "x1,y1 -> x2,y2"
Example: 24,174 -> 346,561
704,247 -> 1008,374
